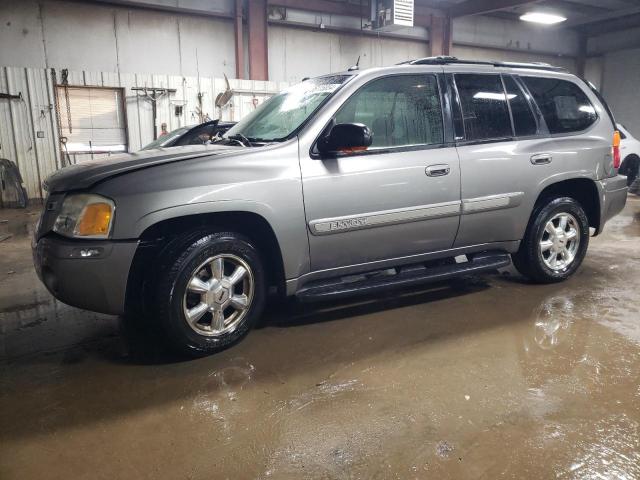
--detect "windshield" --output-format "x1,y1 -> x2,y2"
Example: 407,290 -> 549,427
224,75 -> 351,142
141,126 -> 191,150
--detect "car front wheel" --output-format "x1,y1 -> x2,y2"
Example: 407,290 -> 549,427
154,231 -> 266,356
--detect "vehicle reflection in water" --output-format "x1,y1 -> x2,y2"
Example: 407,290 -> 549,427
531,295 -> 575,350
517,292 -> 640,480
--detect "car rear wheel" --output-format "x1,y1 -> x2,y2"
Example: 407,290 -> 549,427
153,230 -> 266,357
512,197 -> 589,283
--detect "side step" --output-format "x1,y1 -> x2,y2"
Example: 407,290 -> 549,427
296,251 -> 511,303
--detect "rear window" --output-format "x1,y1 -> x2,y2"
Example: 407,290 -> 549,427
455,74 -> 512,141
523,77 -> 597,134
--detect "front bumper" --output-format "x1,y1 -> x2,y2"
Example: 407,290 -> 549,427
33,235 -> 138,315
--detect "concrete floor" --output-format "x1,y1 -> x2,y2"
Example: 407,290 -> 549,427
1,198 -> 639,480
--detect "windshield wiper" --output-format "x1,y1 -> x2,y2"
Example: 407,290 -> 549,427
212,134 -> 278,146
245,137 -> 279,144
226,133 -> 253,147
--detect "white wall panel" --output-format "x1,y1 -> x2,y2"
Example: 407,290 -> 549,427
451,45 -> 577,73
0,0 -> 237,79
600,48 -> 640,139
268,26 -> 429,83
454,16 -> 579,57
176,16 -> 236,79
0,0 -> 46,69
3,67 -> 43,200
41,1 -> 119,73
0,65 -> 288,200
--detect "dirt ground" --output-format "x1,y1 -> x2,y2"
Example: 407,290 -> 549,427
1,197 -> 639,479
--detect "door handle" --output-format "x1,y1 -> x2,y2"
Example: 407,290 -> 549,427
425,164 -> 450,177
530,154 -> 552,165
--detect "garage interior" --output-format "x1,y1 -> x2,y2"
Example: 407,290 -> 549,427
1,0 -> 640,478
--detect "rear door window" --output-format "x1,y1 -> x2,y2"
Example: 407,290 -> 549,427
504,76 -> 537,137
454,74 -> 512,141
522,77 -> 597,134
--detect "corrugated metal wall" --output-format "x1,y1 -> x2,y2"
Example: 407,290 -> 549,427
0,65 -> 288,202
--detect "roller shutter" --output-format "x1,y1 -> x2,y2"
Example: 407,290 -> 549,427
57,86 -> 127,153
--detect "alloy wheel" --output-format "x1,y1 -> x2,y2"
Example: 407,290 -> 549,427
539,213 -> 580,271
182,254 -> 254,336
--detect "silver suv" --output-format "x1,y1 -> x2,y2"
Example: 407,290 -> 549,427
33,57 -> 628,356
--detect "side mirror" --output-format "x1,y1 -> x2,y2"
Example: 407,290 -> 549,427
318,122 -> 373,155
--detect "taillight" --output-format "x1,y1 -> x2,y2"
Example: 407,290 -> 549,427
613,130 -> 621,169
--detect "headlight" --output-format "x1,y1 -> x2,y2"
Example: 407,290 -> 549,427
53,194 -> 115,239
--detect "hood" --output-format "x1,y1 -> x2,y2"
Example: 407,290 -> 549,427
44,144 -> 240,193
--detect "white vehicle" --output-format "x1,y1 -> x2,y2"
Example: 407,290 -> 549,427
617,123 -> 640,187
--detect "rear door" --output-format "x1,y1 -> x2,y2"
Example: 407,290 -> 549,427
449,67 -> 603,248
449,70 -> 541,247
299,73 -> 462,271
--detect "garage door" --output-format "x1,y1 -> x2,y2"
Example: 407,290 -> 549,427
56,86 -> 127,154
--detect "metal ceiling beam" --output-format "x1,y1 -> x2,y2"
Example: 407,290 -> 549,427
564,5 -> 640,27
543,0 -> 610,17
448,0 -> 543,18
268,0 -> 440,27
576,34 -> 587,77
267,0 -> 369,17
578,13 -> 640,36
562,0 -> 636,10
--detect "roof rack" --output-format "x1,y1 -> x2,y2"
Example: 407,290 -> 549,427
398,56 -> 566,72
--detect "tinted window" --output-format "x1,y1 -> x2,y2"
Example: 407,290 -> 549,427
455,74 -> 512,141
335,75 -> 443,148
523,77 -> 597,134
504,76 -> 537,136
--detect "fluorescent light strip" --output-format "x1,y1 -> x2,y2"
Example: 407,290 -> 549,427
520,12 -> 567,25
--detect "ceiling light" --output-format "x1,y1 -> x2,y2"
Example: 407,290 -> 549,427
474,92 -> 516,101
520,12 -> 566,25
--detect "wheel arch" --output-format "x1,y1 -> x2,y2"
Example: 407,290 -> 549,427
620,153 -> 640,180
533,178 -> 601,234
125,209 -> 287,314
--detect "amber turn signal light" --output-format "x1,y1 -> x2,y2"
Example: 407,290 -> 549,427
75,203 -> 113,236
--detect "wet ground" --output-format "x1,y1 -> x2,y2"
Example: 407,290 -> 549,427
1,198 -> 639,480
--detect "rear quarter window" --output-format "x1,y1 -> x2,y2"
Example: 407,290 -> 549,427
523,77 -> 597,134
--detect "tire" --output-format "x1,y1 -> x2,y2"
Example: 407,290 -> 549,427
153,230 -> 266,357
512,197 -> 589,284
620,155 -> 639,187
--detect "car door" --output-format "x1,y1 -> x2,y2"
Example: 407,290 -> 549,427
450,70 -> 551,247
450,69 -> 603,248
299,73 -> 461,272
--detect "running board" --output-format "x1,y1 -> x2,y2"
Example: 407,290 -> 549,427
296,251 -> 511,303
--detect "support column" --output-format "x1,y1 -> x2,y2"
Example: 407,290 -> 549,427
429,15 -> 452,57
248,0 -> 268,80
576,34 -> 587,78
234,0 -> 244,79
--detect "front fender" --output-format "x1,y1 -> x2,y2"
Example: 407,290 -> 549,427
131,199 -> 310,281
94,140 -> 310,281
